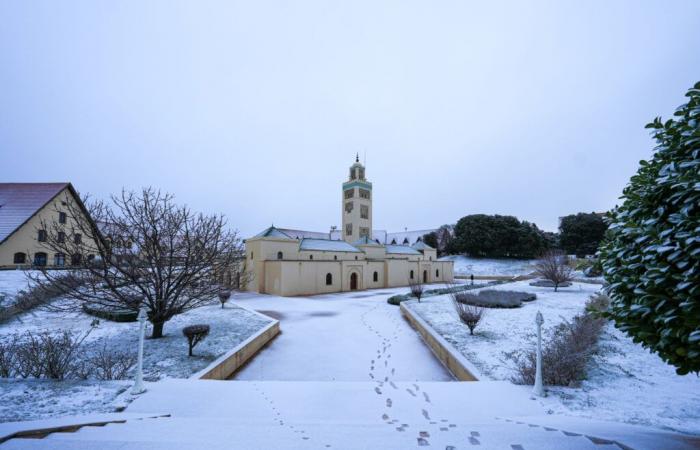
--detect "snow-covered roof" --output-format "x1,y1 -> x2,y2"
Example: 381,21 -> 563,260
411,241 -> 435,251
0,183 -> 71,244
352,236 -> 382,246
299,238 -> 362,253
385,229 -> 436,246
278,228 -> 331,240
253,226 -> 293,239
385,244 -> 421,255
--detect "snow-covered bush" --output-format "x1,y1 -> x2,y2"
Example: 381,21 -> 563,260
529,279 -> 572,288
7,330 -> 92,380
409,280 -> 424,303
451,298 -> 484,335
534,250 -> 573,291
455,290 -> 535,308
183,324 -> 210,356
218,289 -> 232,309
87,344 -> 137,380
507,295 -> 607,386
599,81 -> 700,375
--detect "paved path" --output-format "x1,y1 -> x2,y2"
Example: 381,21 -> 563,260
3,379 -> 696,449
233,288 -> 453,381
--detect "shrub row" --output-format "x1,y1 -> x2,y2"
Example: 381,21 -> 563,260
455,290 -> 536,309
82,303 -> 139,322
387,282 -> 500,306
0,330 -> 135,380
507,293 -> 610,387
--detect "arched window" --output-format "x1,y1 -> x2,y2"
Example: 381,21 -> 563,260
436,269 -> 439,277
34,252 -> 47,266
334,255 -> 337,260
373,271 -> 378,282
429,256 -> 432,261
391,239 -> 396,244
250,252 -> 254,260
54,253 -> 65,266
13,252 -> 26,264
309,254 -> 313,260
403,237 -> 409,244
277,251 -> 283,260
410,270 -> 414,279
355,255 -> 358,260
326,273 -> 333,285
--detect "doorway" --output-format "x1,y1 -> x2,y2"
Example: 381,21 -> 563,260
350,272 -> 358,290
423,270 -> 428,283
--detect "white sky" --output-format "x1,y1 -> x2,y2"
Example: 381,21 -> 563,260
1,1 -> 699,236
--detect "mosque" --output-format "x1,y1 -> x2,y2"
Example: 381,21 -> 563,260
243,156 -> 453,296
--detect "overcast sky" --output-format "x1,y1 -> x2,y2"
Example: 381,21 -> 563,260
1,1 -> 699,236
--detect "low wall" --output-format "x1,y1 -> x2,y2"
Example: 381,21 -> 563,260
192,309 -> 280,380
400,302 -> 481,381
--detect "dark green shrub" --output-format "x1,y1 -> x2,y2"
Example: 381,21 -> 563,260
599,82 -> 700,375
82,303 -> 138,322
455,290 -> 535,308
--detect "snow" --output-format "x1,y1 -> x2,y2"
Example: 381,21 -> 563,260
233,288 -> 452,381
404,280 -> 700,434
385,244 -> 421,255
299,238 -> 361,252
0,379 -> 131,423
440,254 -> 536,276
0,270 -> 36,309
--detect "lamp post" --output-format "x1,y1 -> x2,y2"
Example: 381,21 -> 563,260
131,306 -> 147,395
533,311 -> 545,397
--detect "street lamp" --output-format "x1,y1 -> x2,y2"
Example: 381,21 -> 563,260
131,306 -> 147,395
533,311 -> 545,397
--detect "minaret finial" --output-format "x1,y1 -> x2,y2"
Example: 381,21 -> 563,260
356,153 -> 359,163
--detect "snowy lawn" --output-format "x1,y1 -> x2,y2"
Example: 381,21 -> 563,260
439,254 -> 536,277
405,280 -> 700,435
0,298 -> 273,422
0,270 -> 36,309
0,379 -> 131,423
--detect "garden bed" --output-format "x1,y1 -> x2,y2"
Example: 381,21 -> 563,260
403,280 -> 700,434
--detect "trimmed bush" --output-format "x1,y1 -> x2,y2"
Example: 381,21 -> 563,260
82,303 -> 138,322
455,290 -> 535,309
599,82 -> 700,375
387,281 -> 500,305
529,279 -> 572,288
218,289 -> 232,309
183,324 -> 210,356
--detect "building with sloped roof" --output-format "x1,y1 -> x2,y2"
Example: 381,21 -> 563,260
0,183 -> 99,268
244,158 -> 453,296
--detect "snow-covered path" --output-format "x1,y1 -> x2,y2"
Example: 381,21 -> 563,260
233,288 -> 453,381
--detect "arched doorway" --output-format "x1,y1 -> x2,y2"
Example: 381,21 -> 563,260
350,272 -> 358,290
423,270 -> 428,283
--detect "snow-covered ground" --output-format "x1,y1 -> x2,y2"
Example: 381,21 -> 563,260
233,288 -> 452,381
439,255 -> 536,277
0,380 -> 131,423
405,280 -> 700,434
1,297 -> 273,422
0,270 -> 36,309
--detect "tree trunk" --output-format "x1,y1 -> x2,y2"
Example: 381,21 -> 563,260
151,321 -> 165,338
554,284 -> 559,292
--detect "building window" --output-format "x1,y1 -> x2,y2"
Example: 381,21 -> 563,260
54,253 -> 65,266
436,269 -> 439,277
326,273 -> 333,285
309,254 -> 313,260
57,231 -> 66,243
373,271 -> 378,282
13,252 -> 26,264
355,255 -> 358,260
334,255 -> 337,260
359,189 -> 370,199
359,227 -> 370,238
403,237 -> 409,244
344,189 -> 354,199
34,252 -> 47,266
71,254 -> 82,266
360,205 -> 369,219
345,202 -> 353,213
391,239 -> 396,245
250,252 -> 254,260
74,234 -> 82,244
37,230 -> 47,242
359,168 -> 365,180
410,270 -> 414,279
59,212 -> 67,224
345,223 -> 352,236
277,251 -> 283,260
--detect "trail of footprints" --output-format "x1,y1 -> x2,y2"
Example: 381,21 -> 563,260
253,383 -> 333,448
362,302 -> 461,448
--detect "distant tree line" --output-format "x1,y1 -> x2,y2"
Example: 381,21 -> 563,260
423,212 -> 607,259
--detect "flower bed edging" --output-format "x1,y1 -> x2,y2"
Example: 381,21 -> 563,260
400,301 -> 482,381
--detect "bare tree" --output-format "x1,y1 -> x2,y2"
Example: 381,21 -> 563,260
33,187 -> 249,338
409,278 -> 424,302
451,293 -> 485,335
534,250 -> 573,292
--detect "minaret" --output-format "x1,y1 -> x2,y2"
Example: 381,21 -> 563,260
342,154 -> 372,243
